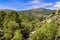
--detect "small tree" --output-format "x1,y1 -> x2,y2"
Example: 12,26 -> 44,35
3,29 -> 12,40
3,10 -> 18,22
12,30 -> 22,40
3,20 -> 20,40
0,11 -> 6,27
3,21 -> 19,30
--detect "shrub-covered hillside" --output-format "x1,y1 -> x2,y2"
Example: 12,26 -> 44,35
0,9 -> 59,40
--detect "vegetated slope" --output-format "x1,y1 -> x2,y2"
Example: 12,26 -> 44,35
47,9 -> 60,37
29,9 -> 60,40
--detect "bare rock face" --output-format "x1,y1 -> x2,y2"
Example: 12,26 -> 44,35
45,9 -> 60,23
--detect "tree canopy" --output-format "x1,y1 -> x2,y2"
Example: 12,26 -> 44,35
0,9 -> 59,40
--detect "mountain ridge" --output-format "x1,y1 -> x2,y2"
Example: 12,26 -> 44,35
0,8 -> 56,17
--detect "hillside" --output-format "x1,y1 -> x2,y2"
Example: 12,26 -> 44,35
0,8 -> 60,40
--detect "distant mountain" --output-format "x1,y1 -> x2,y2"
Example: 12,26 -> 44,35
0,8 -> 56,17
17,8 -> 56,17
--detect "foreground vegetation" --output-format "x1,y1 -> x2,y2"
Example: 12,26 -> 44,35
0,9 -> 60,40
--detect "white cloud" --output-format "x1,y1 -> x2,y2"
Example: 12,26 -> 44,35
54,2 -> 60,9
47,2 -> 60,10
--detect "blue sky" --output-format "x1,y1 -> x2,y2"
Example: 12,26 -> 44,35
0,0 -> 60,10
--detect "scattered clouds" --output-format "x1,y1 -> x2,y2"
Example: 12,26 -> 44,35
20,0 -> 54,10
23,0 -> 60,10
0,0 -> 60,10
47,2 -> 60,10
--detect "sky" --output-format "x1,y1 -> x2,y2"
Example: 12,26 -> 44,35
0,0 -> 60,10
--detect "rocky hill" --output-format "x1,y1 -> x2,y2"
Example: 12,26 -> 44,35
17,8 -> 55,17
